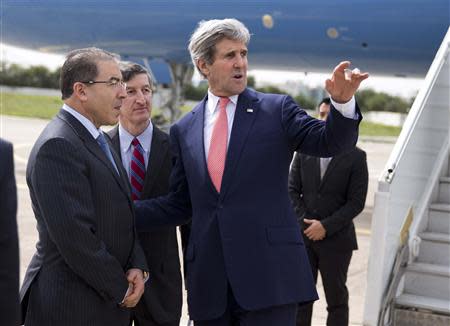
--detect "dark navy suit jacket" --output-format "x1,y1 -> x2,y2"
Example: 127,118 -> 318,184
0,139 -> 20,326
135,88 -> 361,321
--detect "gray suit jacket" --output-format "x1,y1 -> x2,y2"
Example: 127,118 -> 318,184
20,109 -> 147,326
0,139 -> 20,326
108,125 -> 182,324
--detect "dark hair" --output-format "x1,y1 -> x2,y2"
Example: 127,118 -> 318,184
60,47 -> 118,100
318,97 -> 331,108
119,62 -> 154,87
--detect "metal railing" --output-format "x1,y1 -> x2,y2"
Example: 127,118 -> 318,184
377,208 -> 414,326
383,27 -> 450,184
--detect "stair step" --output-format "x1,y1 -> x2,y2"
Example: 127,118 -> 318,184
428,208 -> 450,234
394,307 -> 450,326
396,293 -> 450,315
439,178 -> 450,203
404,268 -> 450,300
408,262 -> 450,277
418,236 -> 450,265
420,231 -> 450,243
430,203 -> 450,212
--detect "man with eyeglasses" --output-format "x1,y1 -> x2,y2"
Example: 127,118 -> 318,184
20,47 -> 148,326
107,62 -> 184,326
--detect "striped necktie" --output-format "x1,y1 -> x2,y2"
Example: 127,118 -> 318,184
207,97 -> 230,193
130,138 -> 146,200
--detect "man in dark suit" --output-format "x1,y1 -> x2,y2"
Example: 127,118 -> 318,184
107,62 -> 182,326
135,18 -> 369,325
288,97 -> 369,326
20,47 -> 147,326
0,138 -> 20,326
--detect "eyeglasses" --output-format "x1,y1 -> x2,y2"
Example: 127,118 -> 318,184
81,77 -> 127,88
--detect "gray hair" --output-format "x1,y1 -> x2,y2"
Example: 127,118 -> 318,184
60,47 -> 119,100
188,18 -> 251,77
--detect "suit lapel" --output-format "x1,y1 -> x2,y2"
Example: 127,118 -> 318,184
109,125 -> 135,195
304,155 -> 321,191
58,110 -> 130,199
220,89 -> 258,198
319,155 -> 342,189
187,97 -> 212,191
109,126 -> 121,156
141,126 -> 168,196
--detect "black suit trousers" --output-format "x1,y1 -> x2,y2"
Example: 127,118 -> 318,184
132,311 -> 179,326
297,246 -> 352,326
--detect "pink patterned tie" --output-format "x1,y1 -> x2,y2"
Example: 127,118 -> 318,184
207,97 -> 230,192
130,138 -> 146,200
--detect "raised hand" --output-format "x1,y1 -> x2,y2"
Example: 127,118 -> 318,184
325,61 -> 369,103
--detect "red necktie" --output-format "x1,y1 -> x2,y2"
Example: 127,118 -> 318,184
207,97 -> 230,193
130,138 -> 146,200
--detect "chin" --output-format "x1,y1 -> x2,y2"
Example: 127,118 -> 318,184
107,118 -> 119,126
235,85 -> 246,94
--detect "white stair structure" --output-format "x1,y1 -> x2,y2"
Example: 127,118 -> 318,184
364,27 -> 450,326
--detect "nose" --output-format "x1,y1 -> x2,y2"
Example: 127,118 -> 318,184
136,91 -> 146,104
117,86 -> 127,99
234,55 -> 244,68
234,55 -> 247,68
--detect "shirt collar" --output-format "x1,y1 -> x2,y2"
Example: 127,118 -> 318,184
207,89 -> 239,115
118,121 -> 153,153
62,103 -> 100,139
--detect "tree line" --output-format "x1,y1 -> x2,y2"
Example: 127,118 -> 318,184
1,63 -> 61,89
1,62 -> 414,113
184,75 -> 414,113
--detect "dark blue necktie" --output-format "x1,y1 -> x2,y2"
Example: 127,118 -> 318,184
96,132 -> 119,175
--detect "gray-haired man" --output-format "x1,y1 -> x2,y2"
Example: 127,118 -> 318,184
135,19 -> 368,326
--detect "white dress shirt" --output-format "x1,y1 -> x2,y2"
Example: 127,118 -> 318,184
203,90 -> 239,159
203,90 -> 357,159
320,157 -> 333,179
62,104 -> 101,139
118,121 -> 153,178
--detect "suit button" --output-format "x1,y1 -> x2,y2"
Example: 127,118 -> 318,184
219,204 -> 224,209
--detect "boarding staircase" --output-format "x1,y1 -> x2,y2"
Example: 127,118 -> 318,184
363,28 -> 450,325
393,153 -> 450,325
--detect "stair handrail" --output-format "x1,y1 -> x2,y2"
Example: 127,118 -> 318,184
377,207 -> 414,326
383,27 -> 450,184
409,139 -> 450,260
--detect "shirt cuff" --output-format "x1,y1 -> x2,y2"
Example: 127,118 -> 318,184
330,96 -> 357,119
143,270 -> 149,283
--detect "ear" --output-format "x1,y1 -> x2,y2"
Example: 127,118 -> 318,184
197,59 -> 210,77
73,82 -> 88,101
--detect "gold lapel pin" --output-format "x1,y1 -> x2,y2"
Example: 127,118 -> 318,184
246,108 -> 254,113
